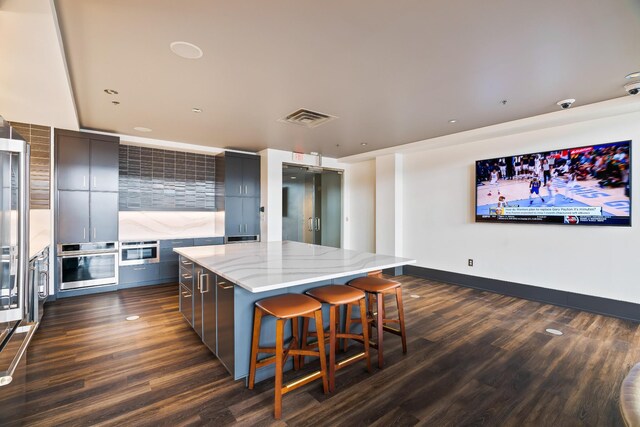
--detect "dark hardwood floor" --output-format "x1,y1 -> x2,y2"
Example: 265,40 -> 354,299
1,276 -> 638,426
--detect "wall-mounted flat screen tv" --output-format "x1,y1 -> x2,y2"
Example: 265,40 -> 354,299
475,140 -> 631,226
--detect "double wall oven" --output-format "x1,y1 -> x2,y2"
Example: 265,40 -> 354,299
57,242 -> 118,290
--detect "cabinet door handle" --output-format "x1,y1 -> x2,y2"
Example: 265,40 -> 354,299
134,267 -> 146,271
238,224 -> 241,232
217,281 -> 233,290
182,274 -> 192,280
83,227 -> 86,240
238,185 -> 242,194
181,291 -> 192,298
244,185 -> 248,194
93,176 -> 97,188
83,176 -> 87,188
93,228 -> 96,240
308,217 -> 313,231
201,273 -> 209,293
196,272 -> 202,291
181,259 -> 192,266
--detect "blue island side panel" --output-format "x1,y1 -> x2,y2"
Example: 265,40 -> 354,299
233,273 -> 365,382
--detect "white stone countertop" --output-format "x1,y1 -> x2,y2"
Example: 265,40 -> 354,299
174,241 -> 416,293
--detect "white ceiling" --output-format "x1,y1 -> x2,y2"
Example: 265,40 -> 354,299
0,0 -> 78,130
54,0 -> 640,157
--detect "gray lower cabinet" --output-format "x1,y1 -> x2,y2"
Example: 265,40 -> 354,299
90,192 -> 118,242
200,269 -> 216,353
179,284 -> 193,327
119,263 -> 160,286
193,265 -> 203,338
180,260 -> 235,376
58,190 -> 90,243
216,276 -> 235,374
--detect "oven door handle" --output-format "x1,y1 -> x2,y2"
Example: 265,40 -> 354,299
58,251 -> 118,259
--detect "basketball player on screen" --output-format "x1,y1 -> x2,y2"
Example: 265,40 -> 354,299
487,168 -> 500,196
496,195 -> 508,215
529,176 -> 545,205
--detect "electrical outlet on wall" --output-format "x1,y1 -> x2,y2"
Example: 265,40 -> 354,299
468,259 -> 473,267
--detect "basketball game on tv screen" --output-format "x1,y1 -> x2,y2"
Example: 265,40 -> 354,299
475,140 -> 631,226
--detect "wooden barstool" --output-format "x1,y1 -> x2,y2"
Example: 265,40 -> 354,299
346,276 -> 407,368
248,294 -> 329,419
302,285 -> 371,392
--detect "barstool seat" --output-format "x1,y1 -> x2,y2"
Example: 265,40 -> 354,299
348,276 -> 400,293
347,276 -> 407,369
306,285 -> 364,305
256,294 -> 321,318
248,293 -> 328,419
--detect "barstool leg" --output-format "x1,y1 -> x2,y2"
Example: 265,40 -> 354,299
328,305 -> 337,392
274,318 -> 285,419
359,298 -> 372,373
343,304 -> 352,352
248,307 -> 263,389
396,287 -> 407,354
367,294 -> 374,341
300,317 -> 309,368
376,292 -> 385,369
292,316 -> 300,370
314,309 -> 329,394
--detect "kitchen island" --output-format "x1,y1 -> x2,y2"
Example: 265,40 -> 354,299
174,241 -> 415,382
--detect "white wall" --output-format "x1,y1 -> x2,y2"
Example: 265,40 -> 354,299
401,111 -> 640,303
343,159 -> 376,252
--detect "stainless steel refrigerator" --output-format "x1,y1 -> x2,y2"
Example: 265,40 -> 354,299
0,117 -> 34,387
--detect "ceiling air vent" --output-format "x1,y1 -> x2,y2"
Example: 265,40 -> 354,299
279,108 -> 337,128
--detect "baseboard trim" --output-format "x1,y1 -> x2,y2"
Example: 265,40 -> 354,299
404,265 -> 640,323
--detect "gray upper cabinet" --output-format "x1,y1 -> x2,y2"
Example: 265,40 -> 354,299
90,192 -> 119,242
225,155 -> 244,197
220,152 -> 261,237
223,153 -> 260,197
58,190 -> 90,243
243,157 -> 260,197
55,130 -> 120,245
57,136 -> 90,191
90,140 -> 119,192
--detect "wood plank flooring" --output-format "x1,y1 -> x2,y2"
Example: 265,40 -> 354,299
1,276 -> 638,426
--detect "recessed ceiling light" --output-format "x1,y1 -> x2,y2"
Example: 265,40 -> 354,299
448,119 -> 457,124
125,315 -> 140,321
170,41 -> 203,59
133,127 -> 152,132
104,89 -> 118,95
192,108 -> 202,113
625,71 -> 640,79
290,176 -> 297,180
361,143 -> 368,146
111,101 -> 120,105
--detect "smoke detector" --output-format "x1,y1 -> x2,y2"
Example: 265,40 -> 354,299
279,108 -> 337,128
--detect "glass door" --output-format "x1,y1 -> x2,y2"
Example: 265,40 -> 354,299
282,165 -> 342,248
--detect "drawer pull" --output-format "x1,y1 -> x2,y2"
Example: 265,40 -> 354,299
217,282 -> 233,290
182,274 -> 192,280
134,267 -> 146,271
181,260 -> 192,266
181,292 -> 192,298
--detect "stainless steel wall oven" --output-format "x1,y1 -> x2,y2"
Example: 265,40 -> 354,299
57,242 -> 118,290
